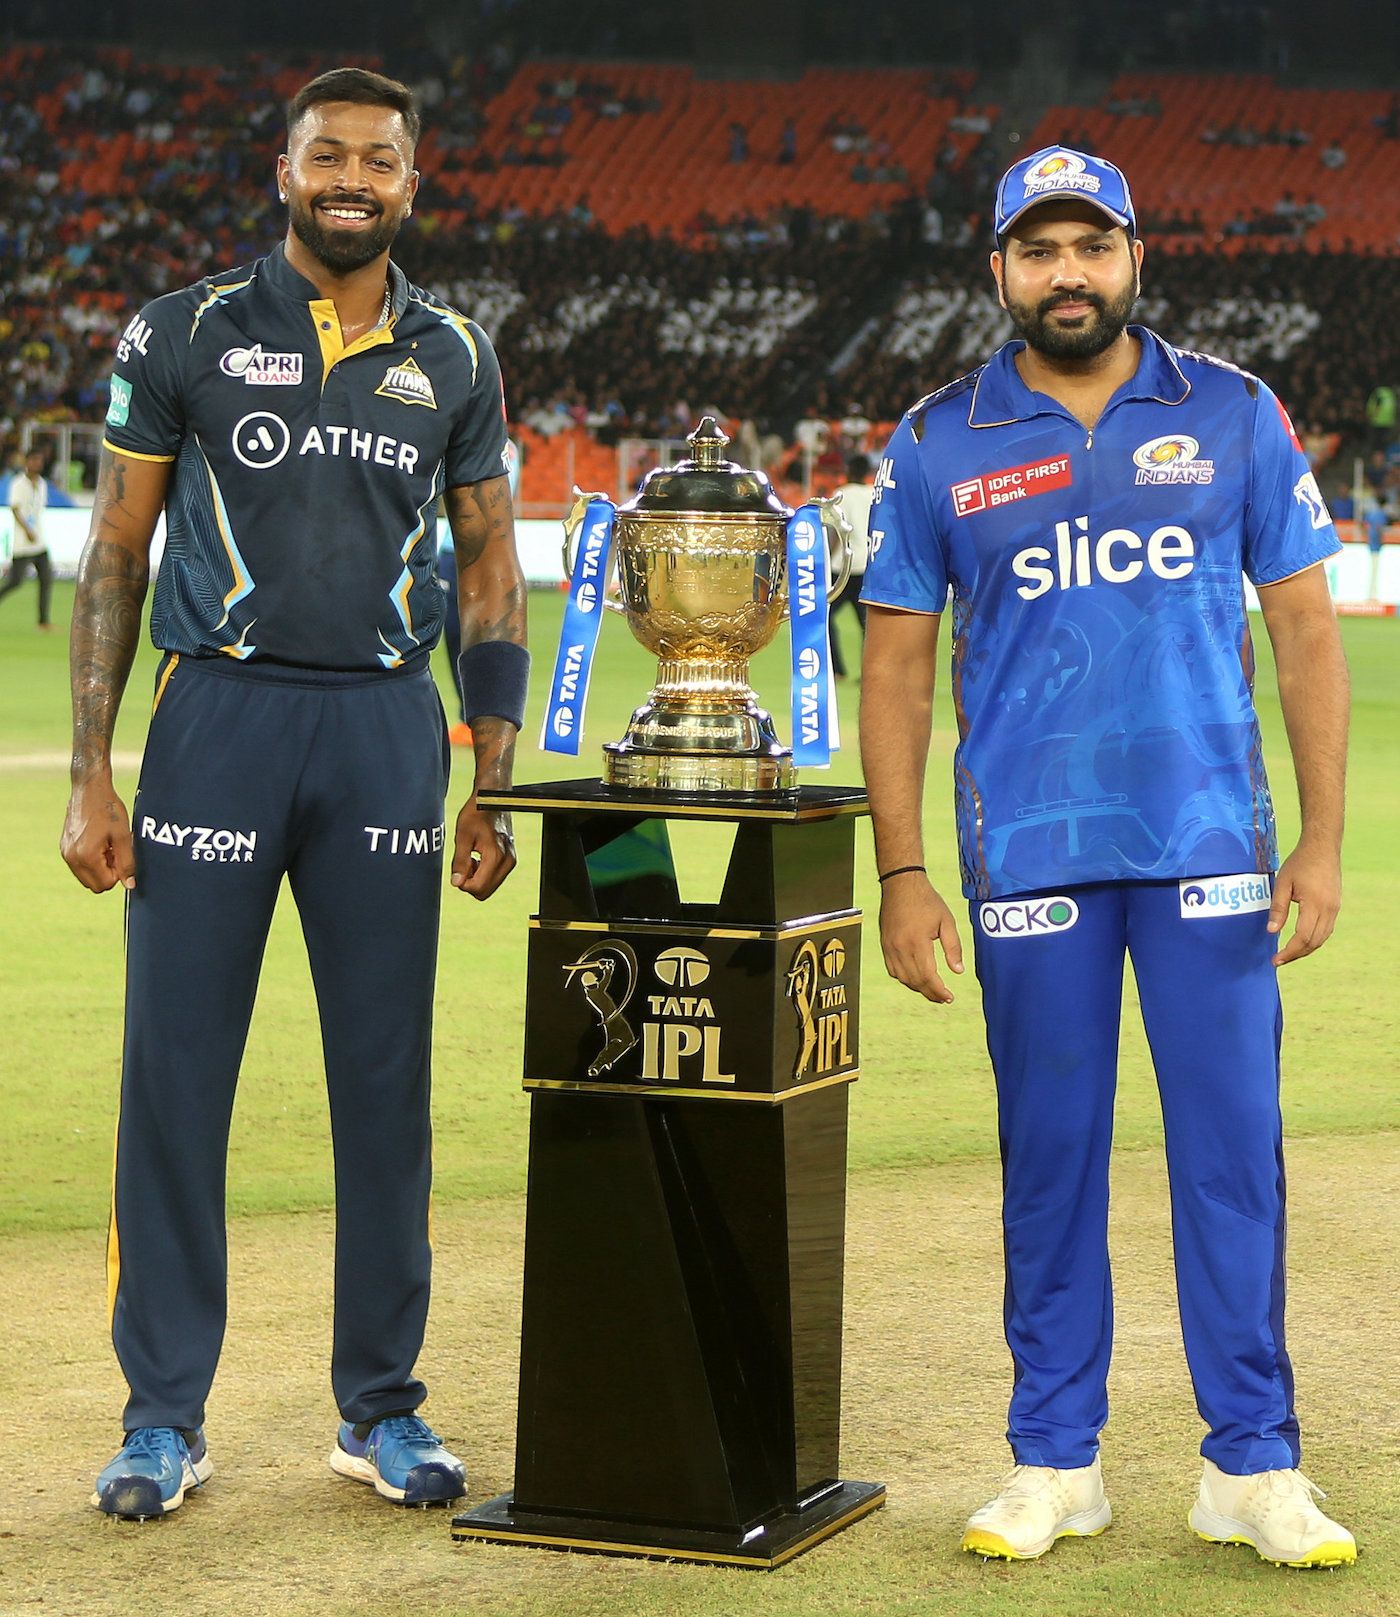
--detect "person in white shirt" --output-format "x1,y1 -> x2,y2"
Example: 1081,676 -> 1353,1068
829,454 -> 874,678
2,449 -> 54,630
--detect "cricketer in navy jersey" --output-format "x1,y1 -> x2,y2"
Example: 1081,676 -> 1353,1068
860,146 -> 1354,1567
62,71 -> 528,1523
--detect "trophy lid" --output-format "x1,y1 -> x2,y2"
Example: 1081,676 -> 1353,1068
620,416 -> 793,518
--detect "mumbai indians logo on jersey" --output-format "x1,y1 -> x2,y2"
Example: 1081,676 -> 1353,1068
375,356 -> 438,409
1023,150 -> 1101,197
979,896 -> 1080,937
1133,434 -> 1215,485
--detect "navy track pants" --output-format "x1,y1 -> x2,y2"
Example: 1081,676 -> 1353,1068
970,880 -> 1298,1476
111,654 -> 450,1432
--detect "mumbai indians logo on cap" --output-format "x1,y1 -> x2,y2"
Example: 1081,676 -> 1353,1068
1023,149 -> 1101,197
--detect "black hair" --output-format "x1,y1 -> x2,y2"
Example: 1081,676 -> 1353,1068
286,68 -> 421,148
847,453 -> 872,480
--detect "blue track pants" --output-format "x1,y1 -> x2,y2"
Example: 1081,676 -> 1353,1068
970,880 -> 1298,1476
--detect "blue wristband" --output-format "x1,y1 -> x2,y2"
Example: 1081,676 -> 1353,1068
457,641 -> 531,730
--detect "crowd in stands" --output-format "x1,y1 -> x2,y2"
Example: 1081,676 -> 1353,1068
3,43 -> 1398,500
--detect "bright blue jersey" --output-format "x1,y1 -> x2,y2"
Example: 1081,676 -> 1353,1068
860,327 -> 1340,899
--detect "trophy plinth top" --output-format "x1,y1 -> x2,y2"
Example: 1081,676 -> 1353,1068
622,415 -> 791,520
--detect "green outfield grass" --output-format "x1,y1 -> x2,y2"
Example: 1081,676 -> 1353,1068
1,584 -> 1395,1235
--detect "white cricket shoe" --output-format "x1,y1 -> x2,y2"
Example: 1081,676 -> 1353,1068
961,1457 -> 1112,1560
1189,1459 -> 1357,1568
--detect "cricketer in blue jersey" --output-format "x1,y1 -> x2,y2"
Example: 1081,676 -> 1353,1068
859,147 -> 1354,1569
61,70 -> 529,1522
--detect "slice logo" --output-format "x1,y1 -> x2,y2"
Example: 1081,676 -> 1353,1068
220,344 -> 303,386
1179,875 -> 1272,918
375,356 -> 437,409
980,896 -> 1079,937
951,454 -> 1072,517
1132,434 -> 1214,486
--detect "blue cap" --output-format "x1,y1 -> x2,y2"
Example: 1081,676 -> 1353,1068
994,146 -> 1137,239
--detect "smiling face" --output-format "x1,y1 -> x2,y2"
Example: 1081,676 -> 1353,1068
991,201 -> 1145,361
277,100 -> 418,275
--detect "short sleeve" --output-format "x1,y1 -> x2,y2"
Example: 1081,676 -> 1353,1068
103,293 -> 189,462
1243,383 -> 1342,586
444,321 -> 510,488
859,414 -> 949,612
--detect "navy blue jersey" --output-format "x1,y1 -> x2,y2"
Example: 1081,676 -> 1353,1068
104,245 -> 508,671
860,327 -> 1340,899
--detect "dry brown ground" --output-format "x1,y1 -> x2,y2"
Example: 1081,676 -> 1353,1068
2,1135 -> 1396,1617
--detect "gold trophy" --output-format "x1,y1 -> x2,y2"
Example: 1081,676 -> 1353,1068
563,417 -> 850,793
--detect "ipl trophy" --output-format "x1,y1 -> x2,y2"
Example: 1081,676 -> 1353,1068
453,422 -> 882,1569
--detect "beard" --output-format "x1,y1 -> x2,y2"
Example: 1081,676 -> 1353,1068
288,192 -> 402,273
1003,276 -> 1138,360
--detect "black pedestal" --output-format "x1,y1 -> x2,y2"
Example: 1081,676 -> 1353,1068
451,782 -> 884,1569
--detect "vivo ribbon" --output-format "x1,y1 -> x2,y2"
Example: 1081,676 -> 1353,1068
540,498 -> 617,755
786,503 -> 839,768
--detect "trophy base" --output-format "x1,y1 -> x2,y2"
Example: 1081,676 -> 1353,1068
451,1480 -> 886,1570
603,743 -> 795,793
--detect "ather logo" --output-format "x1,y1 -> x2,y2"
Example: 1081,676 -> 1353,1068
980,896 -> 1080,937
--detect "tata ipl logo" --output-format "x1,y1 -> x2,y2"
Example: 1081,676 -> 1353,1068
562,940 -> 639,1077
979,897 -> 1080,937
1179,875 -> 1272,918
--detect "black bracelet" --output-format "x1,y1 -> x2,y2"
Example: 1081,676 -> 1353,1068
877,864 -> 926,883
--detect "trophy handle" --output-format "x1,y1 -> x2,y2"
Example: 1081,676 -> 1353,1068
563,487 -> 625,612
818,494 -> 853,603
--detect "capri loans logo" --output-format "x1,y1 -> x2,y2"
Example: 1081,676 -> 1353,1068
979,897 -> 1079,937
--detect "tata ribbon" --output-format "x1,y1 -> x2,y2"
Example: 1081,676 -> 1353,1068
540,497 -> 617,755
786,502 -> 839,768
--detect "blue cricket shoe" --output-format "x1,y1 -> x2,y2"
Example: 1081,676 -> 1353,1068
92,1426 -> 213,1519
328,1414 -> 466,1506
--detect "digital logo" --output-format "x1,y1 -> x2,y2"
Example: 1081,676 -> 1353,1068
1179,875 -> 1271,918
375,355 -> 438,410
575,582 -> 598,613
1022,150 -> 1102,198
951,454 -> 1073,518
220,344 -> 303,386
654,946 -> 710,989
798,646 -> 822,679
1292,471 -> 1331,530
979,896 -> 1080,937
563,940 -> 639,1077
106,375 -> 132,428
1132,434 -> 1215,486
231,411 -> 291,470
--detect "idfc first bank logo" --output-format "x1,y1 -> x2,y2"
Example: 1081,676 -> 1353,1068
1179,875 -> 1272,918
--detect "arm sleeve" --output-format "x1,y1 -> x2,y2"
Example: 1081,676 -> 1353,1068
102,294 -> 190,462
858,414 -> 949,612
444,320 -> 510,488
1243,382 -> 1343,585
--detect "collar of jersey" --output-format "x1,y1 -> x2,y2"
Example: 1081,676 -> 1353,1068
262,241 -> 409,323
968,325 -> 1190,428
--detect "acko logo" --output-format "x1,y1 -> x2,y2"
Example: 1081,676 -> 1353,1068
1179,874 -> 1271,918
1012,516 -> 1195,600
980,896 -> 1080,937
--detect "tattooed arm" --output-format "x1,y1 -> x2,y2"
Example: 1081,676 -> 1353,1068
444,473 -> 528,899
60,447 -> 170,892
